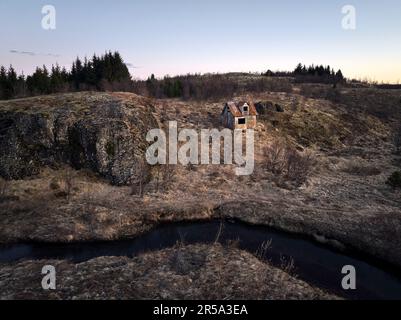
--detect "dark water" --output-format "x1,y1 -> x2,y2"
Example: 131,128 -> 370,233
0,219 -> 401,300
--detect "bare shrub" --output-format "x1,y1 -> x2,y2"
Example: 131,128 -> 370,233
0,178 -> 9,199
285,149 -> 316,184
161,164 -> 176,191
170,249 -> 187,275
170,233 -> 188,275
264,142 -> 316,187
264,142 -> 286,175
280,255 -> 296,276
152,165 -> 162,193
170,242 -> 207,277
151,164 -> 177,194
80,186 -> 98,234
52,170 -> 75,200
130,159 -> 148,198
255,239 -> 272,260
63,171 -> 74,200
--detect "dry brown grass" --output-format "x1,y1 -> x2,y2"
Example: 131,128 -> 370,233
264,141 -> 316,187
1,88 -> 400,271
49,170 -> 77,200
342,163 -> 381,176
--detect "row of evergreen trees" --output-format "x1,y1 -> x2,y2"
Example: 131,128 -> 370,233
0,51 -> 132,100
262,64 -> 345,85
293,63 -> 344,84
0,66 -> 26,100
1,55 -> 347,101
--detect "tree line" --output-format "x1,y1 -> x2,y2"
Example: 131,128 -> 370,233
0,51 -> 132,100
293,63 -> 344,84
265,63 -> 345,85
133,63 -> 345,100
0,55 -> 347,101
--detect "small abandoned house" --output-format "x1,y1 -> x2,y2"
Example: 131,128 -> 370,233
221,101 -> 258,130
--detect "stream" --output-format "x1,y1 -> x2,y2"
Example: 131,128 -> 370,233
0,219 -> 400,300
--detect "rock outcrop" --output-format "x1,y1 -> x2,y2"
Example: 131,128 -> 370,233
0,92 -> 158,185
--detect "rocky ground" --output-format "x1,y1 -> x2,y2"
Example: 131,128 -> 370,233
0,87 -> 400,299
0,244 -> 338,300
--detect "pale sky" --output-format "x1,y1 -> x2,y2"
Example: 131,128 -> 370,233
0,0 -> 400,82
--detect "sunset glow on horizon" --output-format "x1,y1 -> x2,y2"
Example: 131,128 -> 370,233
1,0 -> 400,83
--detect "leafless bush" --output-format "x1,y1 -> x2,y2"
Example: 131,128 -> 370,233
285,149 -> 316,184
255,239 -> 272,260
151,164 -> 177,194
280,255 -> 296,276
153,165 -> 162,193
0,178 -> 9,200
130,159 -> 148,198
80,186 -> 98,234
170,249 -> 187,275
264,142 -> 316,187
170,233 -> 188,275
64,171 -> 74,200
264,142 -> 286,175
161,164 -> 176,191
51,170 -> 75,200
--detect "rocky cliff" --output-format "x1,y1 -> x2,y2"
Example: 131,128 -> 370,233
0,92 -> 158,185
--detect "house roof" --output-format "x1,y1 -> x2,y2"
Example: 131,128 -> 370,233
227,101 -> 242,117
225,101 -> 258,117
